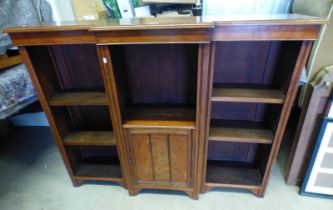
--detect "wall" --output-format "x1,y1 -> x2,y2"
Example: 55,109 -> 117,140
202,0 -> 292,15
47,0 -> 75,21
307,6 -> 333,80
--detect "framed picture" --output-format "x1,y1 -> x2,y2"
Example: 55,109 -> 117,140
300,118 -> 333,197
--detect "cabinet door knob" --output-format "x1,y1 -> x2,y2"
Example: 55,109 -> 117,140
103,57 -> 108,64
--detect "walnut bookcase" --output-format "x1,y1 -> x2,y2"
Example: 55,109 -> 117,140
203,41 -> 313,196
5,15 -> 326,199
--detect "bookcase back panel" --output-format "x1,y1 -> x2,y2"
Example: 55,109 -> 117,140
52,106 -> 113,132
27,45 -> 61,98
211,102 -> 281,127
208,141 -> 258,163
80,146 -> 119,160
211,102 -> 267,122
214,41 -> 271,85
49,44 -> 104,90
27,44 -> 105,93
110,44 -> 198,106
213,41 -> 302,92
67,146 -> 122,179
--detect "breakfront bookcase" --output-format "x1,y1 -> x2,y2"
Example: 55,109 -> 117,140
5,15 -> 326,199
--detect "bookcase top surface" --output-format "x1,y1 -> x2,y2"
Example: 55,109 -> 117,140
5,14 -> 327,33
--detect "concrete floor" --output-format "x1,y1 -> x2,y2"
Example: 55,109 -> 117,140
1,127 -> 333,210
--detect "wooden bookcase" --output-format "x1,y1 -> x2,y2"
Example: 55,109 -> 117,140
5,15 -> 326,199
21,44 -> 123,184
202,41 -> 308,196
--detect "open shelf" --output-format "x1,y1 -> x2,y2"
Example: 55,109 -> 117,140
68,146 -> 122,180
110,44 -> 198,129
206,160 -> 262,186
63,131 -> 116,146
123,107 -> 196,128
52,106 -> 114,144
209,127 -> 273,144
125,107 -> 195,121
74,163 -> 122,180
49,92 -> 108,106
206,141 -> 270,188
26,44 -> 107,107
212,88 -> 285,104
209,100 -> 282,144
212,41 -> 302,96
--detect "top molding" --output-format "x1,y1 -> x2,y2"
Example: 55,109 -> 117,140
4,14 -> 328,45
5,14 -> 327,32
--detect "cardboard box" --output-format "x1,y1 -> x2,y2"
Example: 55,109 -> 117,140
72,0 -> 107,20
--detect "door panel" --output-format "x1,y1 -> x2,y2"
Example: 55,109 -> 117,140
131,134 -> 154,182
128,128 -> 193,187
170,135 -> 189,183
151,134 -> 170,181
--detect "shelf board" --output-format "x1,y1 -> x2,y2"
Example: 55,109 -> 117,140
212,88 -> 285,104
74,163 -> 122,181
206,161 -> 262,186
63,131 -> 116,146
123,107 -> 196,129
209,127 -> 273,144
49,92 -> 108,106
124,120 -> 195,129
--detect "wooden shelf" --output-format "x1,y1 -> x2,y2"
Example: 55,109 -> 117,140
123,107 -> 196,129
209,127 -> 273,144
63,131 -> 116,146
124,120 -> 195,129
212,88 -> 285,104
74,163 -> 122,180
206,161 -> 262,186
49,92 -> 108,106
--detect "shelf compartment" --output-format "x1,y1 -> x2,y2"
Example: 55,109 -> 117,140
110,44 -> 198,130
212,41 -> 302,95
52,106 -> 113,136
49,92 -> 108,106
26,45 -> 106,107
209,127 -> 273,144
212,88 -> 285,104
123,107 -> 196,129
69,146 -> 122,181
74,163 -> 122,181
206,160 -> 262,186
63,131 -> 116,146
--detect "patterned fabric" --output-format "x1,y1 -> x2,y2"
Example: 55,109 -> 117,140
0,0 -> 52,55
0,64 -> 37,119
0,0 -> 52,118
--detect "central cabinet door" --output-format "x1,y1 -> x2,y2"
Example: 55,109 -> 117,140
127,128 -> 194,188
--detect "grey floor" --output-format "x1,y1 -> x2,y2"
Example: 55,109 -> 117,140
1,127 -> 333,210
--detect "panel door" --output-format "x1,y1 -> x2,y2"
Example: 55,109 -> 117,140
127,128 -> 193,187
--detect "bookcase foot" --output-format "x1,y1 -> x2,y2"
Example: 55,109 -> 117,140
185,190 -> 199,200
250,188 -> 264,197
73,179 -> 83,187
129,188 -> 141,196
